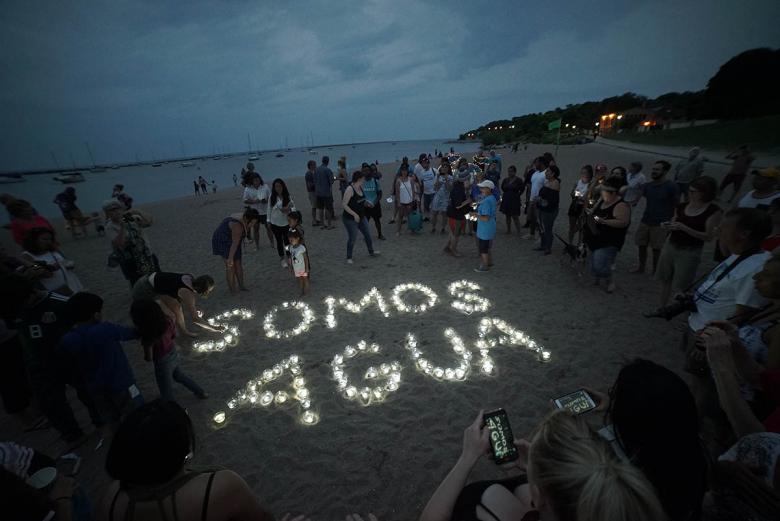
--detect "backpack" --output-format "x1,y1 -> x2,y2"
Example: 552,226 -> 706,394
407,209 -> 423,233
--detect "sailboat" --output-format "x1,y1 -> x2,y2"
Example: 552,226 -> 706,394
85,142 -> 107,172
248,134 -> 259,161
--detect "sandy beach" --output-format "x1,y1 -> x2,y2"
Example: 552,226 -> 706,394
0,141 -> 758,518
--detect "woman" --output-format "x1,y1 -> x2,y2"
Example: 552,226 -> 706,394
21,228 -> 83,296
337,157 -> 349,197
654,175 -> 722,309
53,187 -> 88,238
211,207 -> 260,294
431,161 -> 453,234
98,400 -> 275,521
8,200 -> 53,247
268,179 -> 295,268
395,164 -> 419,237
242,173 -> 273,250
445,172 -> 471,257
420,410 -> 668,521
583,177 -> 631,293
589,359 -> 708,521
131,272 -> 218,337
499,165 -> 524,235
586,164 -> 608,204
104,199 -> 159,288
567,165 -> 593,243
342,171 -> 380,264
536,165 -> 561,255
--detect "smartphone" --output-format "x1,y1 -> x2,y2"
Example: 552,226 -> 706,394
483,408 -> 519,464
552,389 -> 597,415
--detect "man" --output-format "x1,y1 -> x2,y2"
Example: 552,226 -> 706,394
631,160 -> 679,275
488,150 -> 502,175
0,275 -> 92,445
314,156 -> 335,229
416,155 -> 437,222
720,145 -> 755,203
674,147 -> 705,201
304,160 -> 319,225
737,167 -> 780,211
526,156 -> 550,240
232,173 -> 238,186
687,208 -> 772,334
622,162 -> 647,206
362,163 -> 384,240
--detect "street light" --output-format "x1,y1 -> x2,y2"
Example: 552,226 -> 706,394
616,115 -> 623,120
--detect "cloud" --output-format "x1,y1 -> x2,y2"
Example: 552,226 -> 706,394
1,0 -> 778,170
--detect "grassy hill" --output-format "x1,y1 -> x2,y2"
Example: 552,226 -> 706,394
609,115 -> 780,151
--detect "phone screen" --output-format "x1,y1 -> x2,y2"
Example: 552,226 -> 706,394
484,409 -> 518,464
553,389 -> 597,415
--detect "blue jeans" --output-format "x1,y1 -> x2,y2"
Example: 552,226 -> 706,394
342,215 -> 374,259
538,208 -> 559,252
589,246 -> 619,279
154,349 -> 204,402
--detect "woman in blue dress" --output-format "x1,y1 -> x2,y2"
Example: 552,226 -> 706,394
211,208 -> 261,294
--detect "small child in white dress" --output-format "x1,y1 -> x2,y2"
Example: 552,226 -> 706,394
287,229 -> 310,296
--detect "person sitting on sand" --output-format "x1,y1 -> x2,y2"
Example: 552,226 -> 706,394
130,299 -> 207,402
211,207 -> 260,294
21,227 -> 83,296
98,400 -> 275,521
288,229 -> 310,296
54,186 -> 89,238
131,272 -> 219,338
420,410 -> 668,521
7,199 -> 54,247
395,164 -> 419,237
444,171 -> 471,257
104,199 -> 159,288
500,165 -> 524,236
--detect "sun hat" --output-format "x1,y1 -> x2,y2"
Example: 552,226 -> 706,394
477,180 -> 495,190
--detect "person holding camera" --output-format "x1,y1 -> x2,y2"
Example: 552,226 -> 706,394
104,199 -> 159,289
583,177 -> 631,293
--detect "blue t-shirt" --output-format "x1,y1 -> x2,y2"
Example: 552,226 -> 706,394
641,180 -> 679,225
477,195 -> 497,240
363,178 -> 381,205
314,165 -> 334,197
58,322 -> 139,393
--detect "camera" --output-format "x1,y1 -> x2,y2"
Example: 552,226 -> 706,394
644,294 -> 697,320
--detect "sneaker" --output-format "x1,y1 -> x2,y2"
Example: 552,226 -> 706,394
369,251 -> 381,257
347,259 -> 354,264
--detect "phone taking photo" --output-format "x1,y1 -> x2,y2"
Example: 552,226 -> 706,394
552,389 -> 597,415
483,408 -> 519,465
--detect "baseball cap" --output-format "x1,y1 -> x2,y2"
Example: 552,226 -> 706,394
477,180 -> 495,190
755,167 -> 780,179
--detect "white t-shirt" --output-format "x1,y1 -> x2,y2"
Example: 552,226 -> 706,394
738,190 -> 780,211
623,172 -> 647,204
688,251 -> 771,331
268,195 -> 294,226
419,168 -> 436,195
413,162 -> 425,179
23,251 -> 84,294
291,244 -> 307,274
243,185 -> 270,215
530,170 -> 546,200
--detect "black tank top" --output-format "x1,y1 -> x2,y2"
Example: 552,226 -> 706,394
539,185 -> 560,212
343,184 -> 366,220
669,203 -> 720,249
153,272 -> 194,300
587,198 -> 629,250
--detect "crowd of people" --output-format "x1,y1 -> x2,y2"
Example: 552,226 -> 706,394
1,143 -> 779,520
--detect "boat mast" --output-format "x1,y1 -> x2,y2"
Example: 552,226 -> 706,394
50,151 -> 61,170
84,141 -> 97,168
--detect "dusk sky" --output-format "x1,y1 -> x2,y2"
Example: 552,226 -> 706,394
2,0 -> 778,172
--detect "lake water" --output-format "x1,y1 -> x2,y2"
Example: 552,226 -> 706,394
1,139 -> 480,221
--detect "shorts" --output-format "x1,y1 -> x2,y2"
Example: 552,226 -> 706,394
478,238 -> 491,254
365,203 -> 382,219
449,218 -> 466,234
635,222 -> 668,249
307,191 -> 317,207
317,196 -> 334,211
423,193 -> 434,212
656,240 -> 702,290
295,270 -> 309,278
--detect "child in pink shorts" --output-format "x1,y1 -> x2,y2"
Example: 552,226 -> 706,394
288,229 -> 310,296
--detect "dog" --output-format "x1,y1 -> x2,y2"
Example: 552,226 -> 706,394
556,233 -> 587,274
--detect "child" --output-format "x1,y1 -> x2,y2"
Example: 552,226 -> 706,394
130,299 -> 207,402
288,229 -> 310,296
59,292 -> 142,431
287,210 -> 305,238
473,180 -> 498,272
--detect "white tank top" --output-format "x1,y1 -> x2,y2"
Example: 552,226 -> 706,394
399,179 -> 414,204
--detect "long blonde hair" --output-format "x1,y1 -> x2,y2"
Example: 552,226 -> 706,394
528,410 -> 669,521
